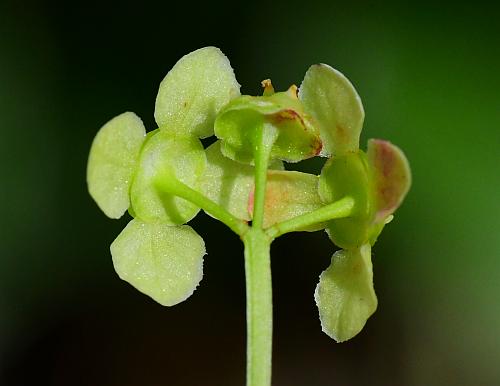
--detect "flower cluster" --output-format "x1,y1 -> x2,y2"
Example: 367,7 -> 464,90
87,47 -> 410,342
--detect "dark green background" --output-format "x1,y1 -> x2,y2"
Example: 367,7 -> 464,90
1,1 -> 499,385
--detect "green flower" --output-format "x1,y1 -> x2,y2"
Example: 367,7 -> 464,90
87,47 -> 240,305
86,47 -> 411,349
300,63 -> 411,341
215,83 -> 322,164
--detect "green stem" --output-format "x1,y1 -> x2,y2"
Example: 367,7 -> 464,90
252,124 -> 277,229
156,175 -> 248,236
243,123 -> 278,386
243,228 -> 273,386
266,196 -> 355,239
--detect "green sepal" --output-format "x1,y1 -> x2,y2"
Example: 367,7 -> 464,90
250,170 -> 324,230
319,139 -> 411,247
314,244 -> 377,342
87,112 -> 146,219
299,64 -> 364,157
319,151 -> 373,248
130,129 -> 206,225
111,219 -> 205,306
214,88 -> 322,164
154,46 -> 240,138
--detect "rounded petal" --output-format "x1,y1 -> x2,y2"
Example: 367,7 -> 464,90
200,141 -> 254,220
200,141 -> 285,221
154,47 -> 240,138
367,139 -> 412,222
130,130 -> 206,224
314,244 -> 377,342
258,170 -> 323,230
87,112 -> 146,219
299,64 -> 364,157
111,220 -> 205,306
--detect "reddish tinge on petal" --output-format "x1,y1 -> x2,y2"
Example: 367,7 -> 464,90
247,170 -> 323,230
367,139 -> 411,222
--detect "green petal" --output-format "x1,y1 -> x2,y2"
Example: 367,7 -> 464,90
215,89 -> 322,164
319,152 -> 373,248
111,219 -> 205,306
130,130 -> 206,224
200,141 -> 285,221
200,141 -> 254,221
367,139 -> 412,222
314,244 -> 377,342
256,170 -> 323,229
87,112 -> 146,219
299,64 -> 364,157
154,46 -> 240,138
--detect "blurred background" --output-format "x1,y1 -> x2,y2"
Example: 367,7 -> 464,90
1,0 -> 499,385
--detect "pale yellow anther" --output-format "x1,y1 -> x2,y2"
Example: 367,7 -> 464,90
261,79 -> 275,96
287,84 -> 298,98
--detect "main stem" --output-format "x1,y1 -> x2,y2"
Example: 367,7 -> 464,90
244,123 -> 277,386
155,131 -> 356,386
243,229 -> 272,386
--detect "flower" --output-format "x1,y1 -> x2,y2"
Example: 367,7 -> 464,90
300,63 -> 411,341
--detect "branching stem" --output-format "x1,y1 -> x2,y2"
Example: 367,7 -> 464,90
243,123 -> 277,386
158,129 -> 354,386
266,196 -> 355,239
156,175 -> 249,236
